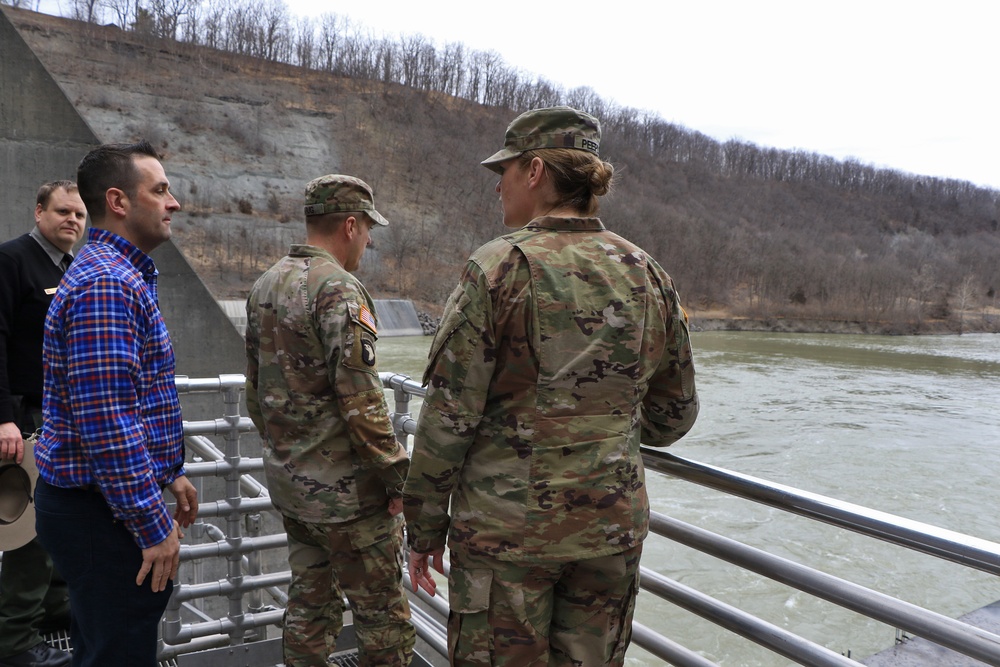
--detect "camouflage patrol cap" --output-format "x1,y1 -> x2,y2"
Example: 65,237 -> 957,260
481,106 -> 601,174
303,174 -> 388,226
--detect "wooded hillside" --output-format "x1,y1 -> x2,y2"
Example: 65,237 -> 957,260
5,2 -> 999,334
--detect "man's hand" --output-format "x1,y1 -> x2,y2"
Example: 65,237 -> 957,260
408,547 -> 445,597
0,421 -> 23,464
168,475 -> 198,528
137,521 -> 181,592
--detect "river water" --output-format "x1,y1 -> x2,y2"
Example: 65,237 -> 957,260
376,331 -> 1000,666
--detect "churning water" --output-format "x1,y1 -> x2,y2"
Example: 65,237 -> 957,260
376,331 -> 1000,665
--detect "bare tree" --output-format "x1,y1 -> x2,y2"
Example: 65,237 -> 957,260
179,0 -> 201,42
102,0 -> 137,30
292,15 -> 314,68
383,220 -> 418,294
565,87 -> 606,119
315,12 -> 344,71
437,42 -> 466,96
198,0 -> 226,48
72,0 -> 103,22
255,0 -> 290,61
954,274 -> 977,334
225,0 -> 257,55
148,0 -> 196,39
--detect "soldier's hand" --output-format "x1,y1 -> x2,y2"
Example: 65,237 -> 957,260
0,421 -> 24,464
388,497 -> 403,516
408,547 -> 445,597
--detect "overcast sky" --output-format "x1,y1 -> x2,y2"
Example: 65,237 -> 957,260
31,0 -> 1000,190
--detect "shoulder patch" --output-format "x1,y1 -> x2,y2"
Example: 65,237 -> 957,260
358,303 -> 378,335
361,337 -> 376,366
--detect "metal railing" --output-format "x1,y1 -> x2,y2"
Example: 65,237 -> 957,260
641,452 -> 1000,662
156,373 -> 1000,667
379,372 -> 1000,666
160,375 -> 287,661
160,375 -> 448,665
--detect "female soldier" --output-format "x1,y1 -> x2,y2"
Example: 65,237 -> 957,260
403,106 -> 699,666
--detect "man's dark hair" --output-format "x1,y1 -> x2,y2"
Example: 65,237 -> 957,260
36,180 -> 79,209
76,140 -> 159,221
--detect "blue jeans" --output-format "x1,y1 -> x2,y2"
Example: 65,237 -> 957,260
34,479 -> 172,667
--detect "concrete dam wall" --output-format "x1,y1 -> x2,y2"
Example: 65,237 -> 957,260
0,6 -> 247,418
220,298 -> 425,338
373,299 -> 424,337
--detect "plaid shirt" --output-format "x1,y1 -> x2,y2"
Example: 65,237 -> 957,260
37,227 -> 185,549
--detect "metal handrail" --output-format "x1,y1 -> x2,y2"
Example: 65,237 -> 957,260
644,512 -> 1000,664
380,372 -> 1000,581
162,375 -> 278,657
163,374 -> 452,665
377,371 -> 1000,665
639,563 -> 860,667
642,449 -> 1000,576
159,373 -> 1000,667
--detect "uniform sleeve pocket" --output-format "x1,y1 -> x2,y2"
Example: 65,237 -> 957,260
448,566 -> 492,613
422,289 -> 472,386
342,301 -> 380,374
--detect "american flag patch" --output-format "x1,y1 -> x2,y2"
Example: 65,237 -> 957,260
359,303 -> 378,334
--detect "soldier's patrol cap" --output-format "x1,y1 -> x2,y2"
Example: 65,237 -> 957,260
481,106 -> 601,174
303,174 -> 388,226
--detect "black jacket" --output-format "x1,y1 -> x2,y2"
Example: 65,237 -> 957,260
0,232 -> 65,422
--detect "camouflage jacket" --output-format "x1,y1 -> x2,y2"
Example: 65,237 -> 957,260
403,216 -> 699,562
245,244 -> 408,523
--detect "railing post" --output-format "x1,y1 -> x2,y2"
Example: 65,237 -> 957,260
189,458 -> 206,614
221,375 -> 246,644
243,512 -> 266,643
383,373 -> 414,447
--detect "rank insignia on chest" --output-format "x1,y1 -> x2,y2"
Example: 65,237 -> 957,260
361,338 -> 376,366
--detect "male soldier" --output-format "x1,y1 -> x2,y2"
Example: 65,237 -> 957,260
34,141 -> 198,667
244,175 -> 415,667
0,181 -> 85,667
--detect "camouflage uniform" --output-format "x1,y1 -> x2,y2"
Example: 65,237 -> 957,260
283,512 -> 411,667
403,213 -> 699,665
245,175 -> 414,667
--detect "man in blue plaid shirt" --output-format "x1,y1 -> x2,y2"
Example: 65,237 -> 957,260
34,140 -> 198,667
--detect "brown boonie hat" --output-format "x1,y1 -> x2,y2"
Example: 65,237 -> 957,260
481,106 -> 601,174
303,174 -> 388,226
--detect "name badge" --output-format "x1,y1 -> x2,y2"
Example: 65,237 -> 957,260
45,287 -> 58,295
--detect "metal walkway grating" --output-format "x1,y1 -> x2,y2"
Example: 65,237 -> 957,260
43,630 -> 182,667
43,627 -> 437,667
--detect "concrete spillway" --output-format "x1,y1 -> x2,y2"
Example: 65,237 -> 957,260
372,299 -> 423,337
221,298 -> 424,338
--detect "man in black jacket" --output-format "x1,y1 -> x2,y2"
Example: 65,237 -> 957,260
0,181 -> 86,667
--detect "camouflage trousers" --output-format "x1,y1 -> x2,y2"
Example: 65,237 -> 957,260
282,511 -> 415,667
446,544 -> 642,667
